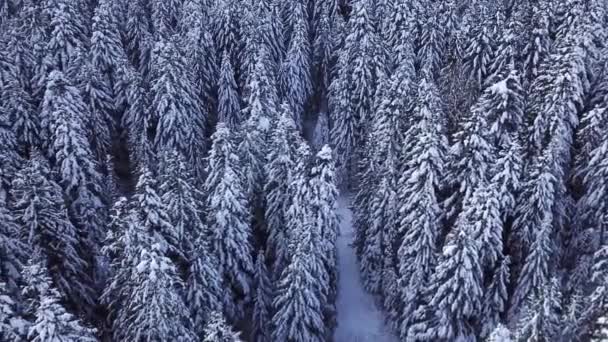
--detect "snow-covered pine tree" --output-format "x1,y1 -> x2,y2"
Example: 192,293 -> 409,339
2,73 -> 39,157
121,241 -> 197,342
42,0 -> 88,76
10,154 -> 96,312
457,182 -> 503,271
186,222 -> 223,338
44,70 -> 107,272
514,277 -> 563,341
329,0 -> 384,186
238,48 -> 279,207
0,203 -> 27,293
415,230 -> 484,341
212,0 -> 244,89
309,145 -> 340,331
463,10 -> 498,88
272,222 -> 326,342
90,0 -> 127,88
416,8 -> 446,78
203,311 -> 243,342
124,0 -> 153,77
444,83 -> 497,224
159,149 -> 205,265
150,0 -> 181,38
491,139 -> 524,220
130,167 -> 181,260
0,110 -> 22,200
72,57 -> 114,163
279,0 -> 312,132
22,258 -> 97,342
150,39 -> 207,176
0,281 -> 26,341
205,124 -> 254,322
217,51 -> 241,129
251,251 -> 273,342
179,0 -> 218,123
521,2 -> 551,88
265,106 -> 300,276
481,257 -> 511,338
510,211 -> 555,319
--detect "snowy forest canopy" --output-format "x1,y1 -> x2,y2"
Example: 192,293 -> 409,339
1,0 -> 608,341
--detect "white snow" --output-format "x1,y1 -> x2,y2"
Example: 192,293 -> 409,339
334,195 -> 399,342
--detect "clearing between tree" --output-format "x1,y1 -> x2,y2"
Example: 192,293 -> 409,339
334,195 -> 398,342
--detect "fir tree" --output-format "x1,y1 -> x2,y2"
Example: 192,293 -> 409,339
150,0 -> 181,38
121,241 -> 196,341
203,311 -> 243,342
251,251 -> 273,342
217,52 -> 241,129
279,0 -> 312,132
329,0 -> 384,185
186,232 -> 223,338
22,259 -> 97,342
205,124 -> 254,322
11,154 -> 96,312
515,278 -> 563,342
424,230 -> 484,340
150,39 -> 207,174
0,282 -> 26,341
272,223 -> 326,342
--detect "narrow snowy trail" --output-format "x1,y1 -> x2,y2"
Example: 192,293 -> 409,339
334,195 -> 399,342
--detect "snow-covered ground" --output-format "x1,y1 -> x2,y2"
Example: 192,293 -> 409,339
334,195 -> 399,342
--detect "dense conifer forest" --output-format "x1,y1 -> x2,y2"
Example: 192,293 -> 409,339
1,0 -> 608,341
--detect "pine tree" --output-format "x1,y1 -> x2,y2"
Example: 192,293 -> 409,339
203,311 -> 243,342
396,73 -> 448,337
423,230 -> 484,340
205,124 -> 254,322
2,74 -> 39,156
521,2 -> 551,87
481,257 -> 511,338
272,223 -> 326,342
11,154 -> 95,311
124,0 -> 153,77
279,0 -> 312,132
212,0 -> 243,88
42,0 -> 88,74
0,110 -> 22,200
265,107 -> 299,276
90,0 -> 127,85
130,168 -> 181,261
0,282 -> 26,341
217,52 -> 241,129
462,8 -> 497,88
0,202 -> 28,292
251,251 -> 273,342
122,241 -> 196,341
22,259 -> 97,342
150,0 -> 181,38
159,150 -> 204,259
329,0 -> 384,185
511,214 -> 555,318
71,56 -> 114,163
186,232 -> 223,338
515,278 -> 562,341
150,39 -> 206,174
179,0 -> 218,122
309,145 -> 340,330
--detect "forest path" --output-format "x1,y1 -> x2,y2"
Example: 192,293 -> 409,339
334,195 -> 399,342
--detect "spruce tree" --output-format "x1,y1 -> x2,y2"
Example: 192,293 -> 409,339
279,0 -> 312,132
11,154 -> 95,311
203,311 -> 243,342
251,251 -> 273,342
205,124 -> 254,322
150,39 -> 207,174
272,223 -> 326,342
217,52 -> 241,129
329,0 -> 384,185
22,259 -> 97,342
